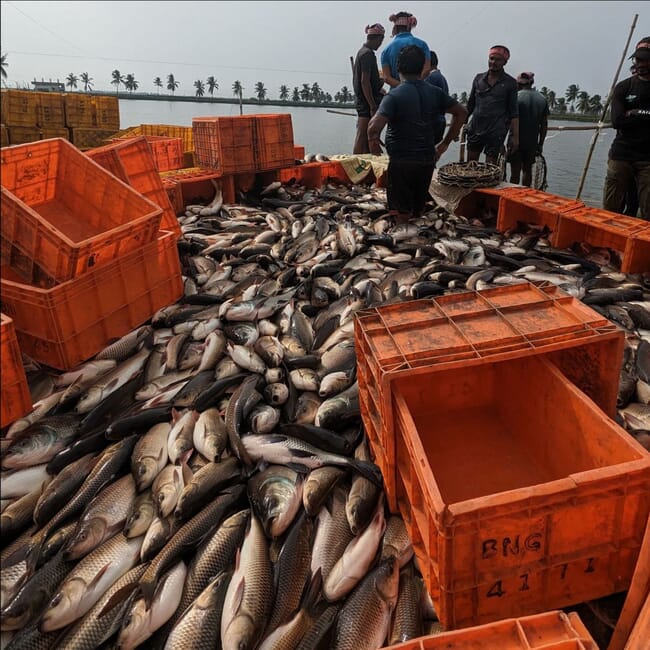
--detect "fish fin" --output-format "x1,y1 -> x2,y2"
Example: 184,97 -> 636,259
350,459 -> 384,488
286,461 -> 312,474
87,563 -> 111,592
139,577 -> 156,606
232,576 -> 246,612
171,408 -> 182,424
180,459 -> 194,484
96,582 -> 140,619
302,567 -> 323,614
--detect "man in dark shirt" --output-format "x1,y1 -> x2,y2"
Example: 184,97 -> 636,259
367,45 -> 467,224
353,23 -> 386,154
466,45 -> 519,166
425,50 -> 450,144
507,71 -> 549,187
603,37 -> 650,219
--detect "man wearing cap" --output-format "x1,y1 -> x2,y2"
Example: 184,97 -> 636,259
507,72 -> 549,187
466,45 -> 519,167
603,37 -> 650,219
353,23 -> 386,154
380,11 -> 431,89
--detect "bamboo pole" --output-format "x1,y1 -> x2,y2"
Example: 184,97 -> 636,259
575,13 -> 638,200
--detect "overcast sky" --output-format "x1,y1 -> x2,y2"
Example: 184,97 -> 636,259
1,1 -> 647,99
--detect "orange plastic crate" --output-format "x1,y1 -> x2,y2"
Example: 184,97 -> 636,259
94,95 -> 120,130
139,124 -> 193,153
555,207 -> 650,274
391,353 -> 650,629
626,591 -> 650,650
251,113 -> 295,171
1,138 -> 163,285
40,127 -> 70,141
7,126 -> 41,145
64,94 -> 97,128
160,165 -> 226,208
627,227 -> 650,274
192,116 -> 256,174
140,135 -> 184,172
34,92 -> 66,128
320,160 -> 352,184
278,162 -> 324,188
386,611 -> 597,648
456,186 -> 520,222
70,127 -> 117,150
0,230 -> 183,370
0,89 -> 38,127
355,283 -> 624,513
293,144 -> 305,159
86,136 -> 181,235
161,178 -> 184,215
0,313 -> 32,430
496,188 -> 584,240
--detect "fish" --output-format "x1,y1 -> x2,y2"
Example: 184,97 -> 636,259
152,464 -> 191,519
0,465 -> 51,500
346,439 -> 382,535
131,422 -> 171,492
124,489 -> 157,539
388,562 -> 424,644
192,408 -> 227,462
94,326 -> 153,362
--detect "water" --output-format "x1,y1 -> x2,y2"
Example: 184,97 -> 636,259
119,98 -> 610,208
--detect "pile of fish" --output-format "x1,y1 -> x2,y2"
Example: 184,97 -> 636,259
1,178 -> 649,650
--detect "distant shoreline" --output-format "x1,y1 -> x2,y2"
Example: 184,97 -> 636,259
6,88 -> 602,123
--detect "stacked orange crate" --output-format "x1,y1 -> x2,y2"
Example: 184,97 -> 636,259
192,116 -> 256,174
1,138 -> 162,286
86,136 -> 182,235
251,113 -> 295,171
0,313 -> 32,430
94,95 -> 120,131
160,166 -> 231,208
141,135 -> 184,172
0,230 -> 183,370
354,283 -> 650,630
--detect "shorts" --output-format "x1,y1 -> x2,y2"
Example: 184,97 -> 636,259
507,148 -> 536,167
466,131 -> 507,159
386,159 -> 436,217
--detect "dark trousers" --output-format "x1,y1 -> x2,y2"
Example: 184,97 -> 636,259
603,159 -> 650,220
386,159 -> 436,217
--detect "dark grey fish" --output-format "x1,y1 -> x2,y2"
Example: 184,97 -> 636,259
172,371 -> 217,408
388,562 -> 424,644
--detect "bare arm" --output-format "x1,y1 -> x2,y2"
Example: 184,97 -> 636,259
367,112 -> 389,155
382,63 -> 400,89
436,103 -> 468,160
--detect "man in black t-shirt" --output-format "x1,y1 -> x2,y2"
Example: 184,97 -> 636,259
603,37 -> 650,219
352,23 -> 386,154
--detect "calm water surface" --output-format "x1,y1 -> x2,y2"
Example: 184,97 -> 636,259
119,99 -> 611,209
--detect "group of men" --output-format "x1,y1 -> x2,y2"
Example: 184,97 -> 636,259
352,12 -> 649,222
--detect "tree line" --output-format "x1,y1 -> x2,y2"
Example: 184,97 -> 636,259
0,53 -> 604,117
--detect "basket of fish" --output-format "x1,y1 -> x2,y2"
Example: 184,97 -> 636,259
437,161 -> 502,188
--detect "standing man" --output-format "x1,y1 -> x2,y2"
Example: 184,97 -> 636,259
466,45 -> 519,166
603,37 -> 650,219
507,71 -> 549,187
425,50 -> 450,144
380,11 -> 431,89
368,45 -> 467,225
352,23 -> 386,154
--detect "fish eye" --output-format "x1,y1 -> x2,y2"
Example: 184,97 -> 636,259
50,593 -> 62,607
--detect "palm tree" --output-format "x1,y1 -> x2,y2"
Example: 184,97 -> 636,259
111,69 -> 123,94
300,84 -> 311,102
206,76 -> 218,96
554,97 -> 567,115
80,72 -> 93,92
232,80 -> 243,115
124,73 -> 139,93
547,90 -> 556,112
254,81 -> 267,102
194,79 -> 205,97
565,84 -> 580,111
292,87 -> 300,102
311,82 -> 321,102
167,74 -> 179,95
66,73 -> 78,91
576,90 -> 590,114
338,86 -> 352,103
279,85 -> 289,101
1,52 -> 8,86
539,86 -> 549,102
153,77 -> 163,94
588,94 -> 603,116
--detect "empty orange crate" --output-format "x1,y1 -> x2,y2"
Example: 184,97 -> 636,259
0,313 -> 32,430
251,114 -> 295,171
386,611 -> 597,648
456,187 -> 520,223
555,207 -> 650,274
0,230 -> 183,370
34,92 -> 66,127
278,162 -> 324,188
391,353 -> 650,629
7,126 -> 41,145
86,136 -> 181,235
160,165 -> 225,208
94,96 -> 120,130
497,188 -> 584,239
1,138 -> 163,285
140,135 -> 184,172
192,116 -> 256,174
161,178 -> 184,215
1,90 -> 38,127
64,94 -> 97,128
355,283 -> 624,513
293,144 -> 305,159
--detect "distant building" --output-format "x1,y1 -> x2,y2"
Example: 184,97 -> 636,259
31,79 -> 65,92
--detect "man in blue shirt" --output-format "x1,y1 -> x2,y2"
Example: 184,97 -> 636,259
380,11 -> 431,89
368,45 -> 467,225
425,51 -> 449,144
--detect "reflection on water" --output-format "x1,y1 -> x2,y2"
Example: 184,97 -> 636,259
119,99 -> 610,209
